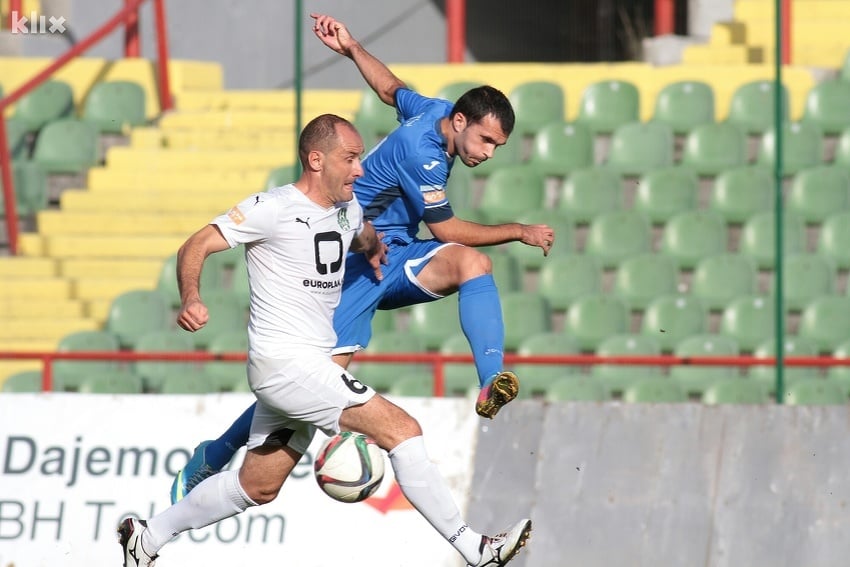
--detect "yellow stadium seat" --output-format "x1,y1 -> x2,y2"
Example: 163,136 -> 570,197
58,258 -> 163,279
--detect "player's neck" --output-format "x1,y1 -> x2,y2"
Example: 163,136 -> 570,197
293,180 -> 335,210
439,117 -> 456,157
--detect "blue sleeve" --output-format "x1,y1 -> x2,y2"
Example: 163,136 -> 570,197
396,154 -> 454,224
395,88 -> 438,122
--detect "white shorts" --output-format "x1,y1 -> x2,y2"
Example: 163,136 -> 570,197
245,353 -> 375,454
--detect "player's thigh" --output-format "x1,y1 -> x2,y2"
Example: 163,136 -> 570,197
414,242 -> 492,295
339,393 -> 422,451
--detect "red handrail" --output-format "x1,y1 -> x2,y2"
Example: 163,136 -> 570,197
0,0 -> 171,254
2,350 -> 850,397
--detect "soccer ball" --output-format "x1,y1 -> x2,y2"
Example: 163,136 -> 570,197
314,431 -> 385,503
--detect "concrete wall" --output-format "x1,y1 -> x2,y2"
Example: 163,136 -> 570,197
470,401 -> 850,567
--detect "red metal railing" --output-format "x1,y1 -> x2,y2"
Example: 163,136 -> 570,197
2,351 -> 849,396
0,0 -> 172,254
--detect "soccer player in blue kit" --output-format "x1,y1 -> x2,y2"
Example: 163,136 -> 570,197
170,12 -> 556,504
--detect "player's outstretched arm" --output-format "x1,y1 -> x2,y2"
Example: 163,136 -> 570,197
310,13 -> 405,107
428,216 -> 555,256
176,225 -> 231,332
351,221 -> 389,281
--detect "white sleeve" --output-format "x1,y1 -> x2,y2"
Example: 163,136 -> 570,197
212,193 -> 279,247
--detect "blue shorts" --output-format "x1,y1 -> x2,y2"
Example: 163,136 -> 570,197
332,238 -> 455,354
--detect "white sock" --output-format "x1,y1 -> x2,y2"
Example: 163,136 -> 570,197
144,469 -> 256,553
389,436 -> 482,564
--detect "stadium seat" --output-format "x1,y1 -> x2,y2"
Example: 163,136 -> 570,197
802,79 -> 850,135
446,163 -> 475,211
739,212 -> 807,269
798,296 -> 850,352
670,334 -> 740,397
606,121 -> 674,176
613,253 -> 679,311
0,161 -> 48,216
701,378 -> 769,405
477,164 -> 545,223
680,122 -> 748,176
265,164 -> 298,190
633,165 -> 699,224
105,289 -> 172,349
508,81 -> 565,137
834,127 -> 850,169
557,166 -> 622,224
32,118 -> 99,174
565,293 -> 630,351
82,80 -> 147,133
438,333 -> 478,397
436,81 -> 479,102
640,294 -> 708,352
528,121 -> 593,177
470,132 -> 523,177
53,329 -> 121,391
487,250 -> 522,293
6,116 -> 30,160
408,298 -> 462,350
500,291 -> 551,351
660,210 -> 728,269
157,366 -> 213,395
388,373 -> 436,397
786,165 -> 850,224
726,80 -> 789,135
784,379 -> 847,405
576,79 -> 640,134
749,336 -> 821,390
204,329 -> 249,392
827,339 -> 850,396
709,165 -> 774,224
133,329 -> 197,392
537,254 -> 603,311
719,295 -> 776,352
690,254 -> 758,311
545,377 -> 608,402
1,370 -> 43,393
13,79 -> 74,132
818,211 -> 850,269
585,210 -> 652,269
505,209 -> 574,270
623,376 -> 688,403
513,331 -> 581,395
592,333 -> 662,397
356,331 -> 431,392
156,253 -> 229,309
770,254 -> 836,311
757,122 -> 824,176
75,367 -> 144,394
187,289 -> 248,349
353,88 -> 399,144
652,81 -> 715,135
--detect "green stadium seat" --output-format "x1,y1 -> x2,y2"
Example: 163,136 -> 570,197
726,80 -> 789,135
784,379 -> 847,405
353,88 -> 399,144
529,121 -> 593,177
690,254 -> 758,311
438,333 -> 478,397
477,164 -> 545,223
356,331 -> 430,392
158,366 -> 214,395
6,116 -> 30,160
408,298 -> 462,350
834,127 -> 850,169
798,296 -> 850,352
670,334 -> 740,397
32,118 -> 99,174
719,295 -> 776,352
702,378 -> 769,405
749,336 -> 821,391
680,122 -> 748,176
470,132 -> 524,177
640,294 -> 707,352
156,253 -> 229,309
592,333 -> 662,397
633,165 -> 699,224
133,329 -> 197,392
513,331 -> 580,392
505,209 -> 574,270
501,291 -> 551,351
0,161 -> 48,216
545,377 -> 609,402
623,376 -> 688,403
769,254 -> 836,311
187,289 -> 248,349
576,80 -> 640,135
76,367 -> 144,394
802,79 -> 850,135
264,164 -> 297,190
827,339 -> 850,396
446,164 -> 475,211
565,293 -> 630,351
82,80 -> 147,133
652,81 -> 715,135
757,122 -> 824,176
388,372 -> 436,397
606,121 -> 674,175
508,81 -> 565,137
537,254 -> 603,311
203,329 -> 249,392
786,165 -> 850,224
660,210 -> 728,269
487,250 -> 522,293
2,370 -> 43,393
14,79 -> 74,132
105,289 -> 172,349
709,165 -> 774,225
557,166 -> 622,224
53,329 -> 121,391
818,211 -> 850,269
436,81 -> 479,102
739,212 -> 807,269
613,253 -> 679,311
585,209 -> 652,269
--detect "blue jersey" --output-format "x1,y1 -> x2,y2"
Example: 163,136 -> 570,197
354,88 -> 456,243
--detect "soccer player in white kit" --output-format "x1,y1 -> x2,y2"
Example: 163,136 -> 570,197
117,114 -> 531,567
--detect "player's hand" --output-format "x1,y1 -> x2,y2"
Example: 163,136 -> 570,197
520,224 -> 555,256
177,299 -> 209,332
311,13 -> 357,56
365,231 -> 389,281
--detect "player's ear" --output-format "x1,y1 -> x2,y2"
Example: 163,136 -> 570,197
308,149 -> 324,171
451,112 -> 467,133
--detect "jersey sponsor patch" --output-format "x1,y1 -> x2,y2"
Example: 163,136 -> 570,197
421,188 -> 447,204
227,206 -> 246,224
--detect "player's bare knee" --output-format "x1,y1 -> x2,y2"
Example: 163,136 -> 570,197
458,248 -> 492,281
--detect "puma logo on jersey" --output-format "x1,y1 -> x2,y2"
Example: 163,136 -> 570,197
423,160 -> 440,171
295,217 -> 311,228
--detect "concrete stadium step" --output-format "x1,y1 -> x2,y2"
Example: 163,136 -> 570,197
0,338 -> 59,352
20,234 -> 186,259
87,167 -> 271,191
0,317 -> 99,340
72,277 -> 156,301
59,258 -> 164,279
86,298 -> 113,325
157,110 -> 357,131
0,257 -> 57,277
59,191 -> 242,214
0,298 -> 85,318
131,128 -> 298,152
105,147 -> 291,170
37,211 -> 213,236
0,277 -> 72,299
174,89 -> 360,112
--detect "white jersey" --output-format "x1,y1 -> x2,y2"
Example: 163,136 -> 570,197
212,184 -> 364,358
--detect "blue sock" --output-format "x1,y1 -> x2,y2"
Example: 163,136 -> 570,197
205,403 -> 255,469
458,274 -> 505,388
